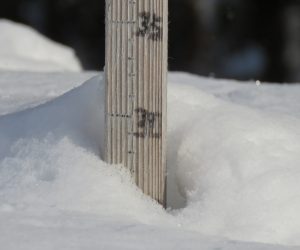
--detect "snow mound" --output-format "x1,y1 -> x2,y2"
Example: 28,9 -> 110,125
168,81 -> 300,245
0,72 -> 300,247
0,19 -> 82,72
0,75 -> 167,225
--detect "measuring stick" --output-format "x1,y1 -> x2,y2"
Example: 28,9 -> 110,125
105,0 -> 168,206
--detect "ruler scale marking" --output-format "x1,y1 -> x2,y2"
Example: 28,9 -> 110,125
105,0 -> 167,206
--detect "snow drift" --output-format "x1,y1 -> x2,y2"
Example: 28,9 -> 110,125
168,79 -> 300,245
0,75 -> 168,224
0,19 -> 82,72
0,72 -> 300,248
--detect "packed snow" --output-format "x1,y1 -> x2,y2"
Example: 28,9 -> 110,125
1,19 -> 300,250
0,19 -> 82,72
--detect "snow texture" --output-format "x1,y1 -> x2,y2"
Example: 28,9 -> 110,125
0,71 -> 299,250
0,19 -> 82,72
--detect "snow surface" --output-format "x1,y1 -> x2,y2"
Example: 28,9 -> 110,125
0,19 -> 82,72
0,71 -> 300,250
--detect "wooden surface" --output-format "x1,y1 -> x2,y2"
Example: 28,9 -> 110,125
105,0 -> 168,206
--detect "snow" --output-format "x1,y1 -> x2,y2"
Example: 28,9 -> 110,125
0,19 -> 82,72
0,71 -> 300,250
0,19 -> 300,250
168,74 -> 300,245
0,71 -> 96,115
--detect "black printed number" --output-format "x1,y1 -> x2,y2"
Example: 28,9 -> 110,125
134,108 -> 161,138
137,12 -> 162,41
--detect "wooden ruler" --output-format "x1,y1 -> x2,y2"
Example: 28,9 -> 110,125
105,0 -> 168,206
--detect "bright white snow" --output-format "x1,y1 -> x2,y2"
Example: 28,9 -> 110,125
168,73 -> 300,245
0,19 -> 82,72
0,71 -> 299,250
